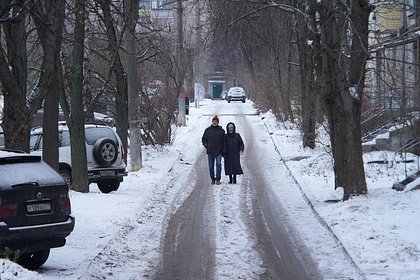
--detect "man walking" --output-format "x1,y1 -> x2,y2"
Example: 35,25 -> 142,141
202,115 -> 225,185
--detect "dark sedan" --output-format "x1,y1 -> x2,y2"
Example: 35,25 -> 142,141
0,151 -> 75,269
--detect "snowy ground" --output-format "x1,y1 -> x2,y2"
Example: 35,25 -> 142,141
263,109 -> 420,280
2,99 -> 420,279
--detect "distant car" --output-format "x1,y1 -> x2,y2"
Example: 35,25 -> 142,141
227,87 -> 246,103
30,123 -> 127,193
220,91 -> 228,100
0,150 -> 75,269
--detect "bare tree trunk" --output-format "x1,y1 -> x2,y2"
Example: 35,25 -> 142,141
0,14 -> 31,152
68,0 -> 89,193
417,36 -> 420,111
193,0 -> 202,94
31,0 -> 66,171
286,44 -> 296,122
319,0 -> 348,190
176,0 -> 186,126
124,0 -> 142,171
42,53 -> 61,171
99,0 -> 129,164
185,48 -> 194,100
415,1 -> 420,112
319,0 -> 372,200
343,0 -> 374,199
295,0 -> 316,149
83,11 -> 94,124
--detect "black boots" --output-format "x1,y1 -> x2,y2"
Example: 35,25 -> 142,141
228,175 -> 237,184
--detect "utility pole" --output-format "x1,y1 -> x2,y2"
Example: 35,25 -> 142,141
124,0 -> 142,171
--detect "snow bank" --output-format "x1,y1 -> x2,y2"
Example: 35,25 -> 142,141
0,259 -> 41,280
262,109 -> 420,280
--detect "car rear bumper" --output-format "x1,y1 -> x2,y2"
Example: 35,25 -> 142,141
228,96 -> 246,101
0,215 -> 75,254
88,168 -> 127,182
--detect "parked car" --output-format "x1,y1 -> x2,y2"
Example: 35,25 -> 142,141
227,87 -> 246,103
30,123 -> 127,193
0,150 -> 75,269
220,91 -> 228,100
32,105 -> 115,128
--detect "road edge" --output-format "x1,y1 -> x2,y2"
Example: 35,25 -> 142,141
261,117 -> 367,280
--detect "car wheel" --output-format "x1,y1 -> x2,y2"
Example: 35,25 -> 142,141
17,249 -> 50,270
60,168 -> 72,187
97,180 -> 120,193
242,98 -> 246,103
93,138 -> 118,166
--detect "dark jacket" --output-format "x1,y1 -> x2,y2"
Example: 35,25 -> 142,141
202,125 -> 225,156
224,122 -> 244,175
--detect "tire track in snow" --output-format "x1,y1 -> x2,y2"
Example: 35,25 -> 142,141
238,115 -> 322,280
155,152 -> 216,280
245,114 -> 366,280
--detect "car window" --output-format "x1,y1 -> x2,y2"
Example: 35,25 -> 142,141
30,134 -> 42,151
0,160 -> 63,187
85,127 -> 118,145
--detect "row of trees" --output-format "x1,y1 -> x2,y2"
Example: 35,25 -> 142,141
207,0 -> 374,200
0,0 -> 188,192
1,0 -> 411,200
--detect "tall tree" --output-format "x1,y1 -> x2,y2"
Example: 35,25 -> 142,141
318,0 -> 373,200
123,0 -> 142,171
97,0 -> 129,164
68,0 -> 89,192
0,4 -> 31,152
294,0 -> 318,149
176,0 -> 186,126
31,0 -> 66,171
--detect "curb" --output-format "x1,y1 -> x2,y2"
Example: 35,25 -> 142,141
261,118 -> 367,280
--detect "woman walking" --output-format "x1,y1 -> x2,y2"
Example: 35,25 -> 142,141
223,122 -> 244,184
202,115 -> 225,185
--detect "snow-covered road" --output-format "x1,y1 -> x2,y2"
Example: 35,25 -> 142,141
26,99 -> 419,280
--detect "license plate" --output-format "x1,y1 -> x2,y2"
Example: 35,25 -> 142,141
26,202 -> 52,213
100,170 -> 115,176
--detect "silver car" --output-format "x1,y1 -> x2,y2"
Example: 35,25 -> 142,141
227,87 -> 246,103
30,123 -> 127,193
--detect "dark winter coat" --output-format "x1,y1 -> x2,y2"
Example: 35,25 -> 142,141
202,124 -> 225,156
223,122 -> 244,175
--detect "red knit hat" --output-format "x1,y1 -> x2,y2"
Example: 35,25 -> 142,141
212,115 -> 219,123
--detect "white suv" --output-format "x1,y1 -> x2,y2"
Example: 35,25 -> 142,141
30,123 -> 127,193
227,87 -> 246,103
